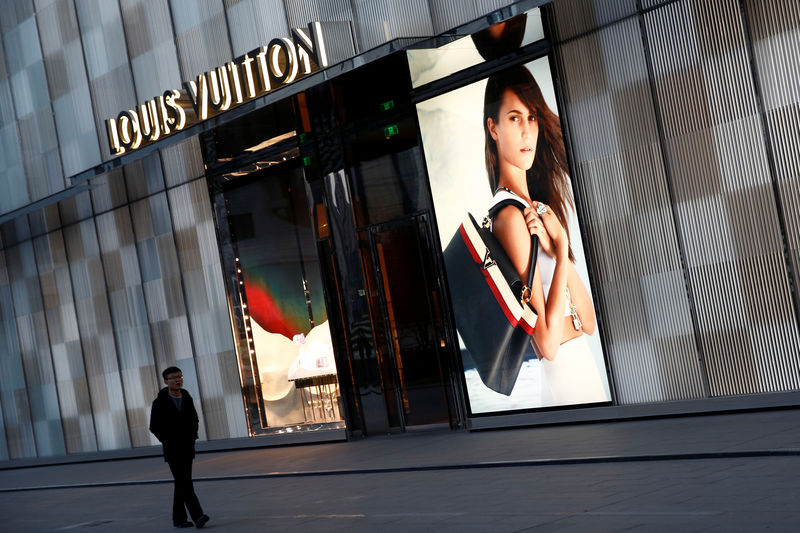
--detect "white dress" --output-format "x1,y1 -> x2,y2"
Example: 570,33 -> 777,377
537,247 -> 608,406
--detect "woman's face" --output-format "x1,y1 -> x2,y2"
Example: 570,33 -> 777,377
488,89 -> 539,173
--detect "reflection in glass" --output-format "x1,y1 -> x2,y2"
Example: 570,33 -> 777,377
220,162 -> 344,434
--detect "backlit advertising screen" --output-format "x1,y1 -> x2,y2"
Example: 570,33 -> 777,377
413,13 -> 611,414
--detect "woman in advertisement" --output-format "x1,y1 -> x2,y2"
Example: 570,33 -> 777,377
484,65 -> 606,404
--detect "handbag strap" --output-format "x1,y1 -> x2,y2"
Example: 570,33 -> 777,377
487,196 -> 539,304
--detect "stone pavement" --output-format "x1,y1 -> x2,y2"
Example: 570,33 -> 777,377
0,408 -> 799,532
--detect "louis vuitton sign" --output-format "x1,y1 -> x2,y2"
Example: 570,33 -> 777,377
106,22 -> 330,155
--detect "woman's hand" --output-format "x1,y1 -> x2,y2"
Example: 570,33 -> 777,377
528,202 -> 568,260
523,206 -> 554,256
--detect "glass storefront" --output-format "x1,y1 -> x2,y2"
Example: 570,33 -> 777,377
214,159 -> 345,435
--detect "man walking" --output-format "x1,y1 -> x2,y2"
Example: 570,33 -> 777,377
149,366 -> 210,529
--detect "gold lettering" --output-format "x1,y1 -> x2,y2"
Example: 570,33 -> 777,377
228,61 -> 244,104
118,110 -> 142,151
312,21 -> 329,68
239,53 -> 257,98
184,74 -> 208,120
291,27 -> 316,73
164,90 -> 186,130
139,99 -> 161,142
105,23 -> 330,155
106,118 -> 124,155
208,66 -> 232,111
268,38 -> 299,85
255,46 -> 271,94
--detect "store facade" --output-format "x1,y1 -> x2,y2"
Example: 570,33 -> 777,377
1,0 -> 799,462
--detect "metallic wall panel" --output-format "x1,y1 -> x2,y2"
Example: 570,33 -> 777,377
63,219 -> 131,451
0,34 -> 28,215
160,137 -> 205,188
130,192 -> 208,439
3,12 -> 64,202
554,18 -> 704,403
548,0 -> 638,41
123,151 -> 167,202
0,398 -> 8,460
746,0 -> 800,354
349,0 -> 434,52
27,202 -> 60,238
37,0 -> 101,177
91,168 -> 129,215
224,0 -> 290,57
95,207 -> 160,447
644,0 -> 800,394
0,214 -> 32,249
120,0 -> 182,103
0,1 -> 36,33
0,249 -> 37,458
283,0 -> 354,30
33,230 -> 97,453
168,180 -> 247,439
6,241 -> 67,456
58,189 -> 94,226
428,0 -> 515,34
75,0 -> 137,161
170,0 -> 232,80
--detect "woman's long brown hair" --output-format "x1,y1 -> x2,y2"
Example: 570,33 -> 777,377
483,65 -> 574,262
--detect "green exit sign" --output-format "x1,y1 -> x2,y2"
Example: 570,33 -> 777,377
379,100 -> 395,112
383,124 -> 399,138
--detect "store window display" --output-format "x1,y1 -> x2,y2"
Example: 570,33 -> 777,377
220,161 -> 343,433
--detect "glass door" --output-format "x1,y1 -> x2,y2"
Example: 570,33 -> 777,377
363,214 -> 453,428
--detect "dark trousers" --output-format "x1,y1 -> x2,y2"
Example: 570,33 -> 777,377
167,456 -> 204,523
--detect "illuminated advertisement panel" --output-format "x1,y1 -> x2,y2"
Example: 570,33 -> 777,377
413,13 -> 611,414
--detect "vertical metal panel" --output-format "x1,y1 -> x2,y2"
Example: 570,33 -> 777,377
119,0 -> 182,103
0,213 -> 31,249
283,0 -> 353,29
349,0 -> 433,52
58,189 -> 94,226
63,219 -> 131,451
3,12 -> 64,201
0,249 -> 37,459
27,202 -> 60,238
554,18 -> 704,403
90,168 -> 129,215
33,230 -> 97,453
0,397 -> 8,460
160,137 -> 205,188
123,151 -> 166,202
745,0 -> 800,364
95,206 -> 160,447
6,241 -> 67,456
644,0 -> 800,394
224,0 -> 290,57
642,0 -> 675,8
36,0 -> 101,177
0,29 -> 28,215
129,192 -> 208,439
169,0 -> 232,79
548,0 -> 638,41
428,0 -> 515,34
169,179 -> 247,439
75,0 -> 137,161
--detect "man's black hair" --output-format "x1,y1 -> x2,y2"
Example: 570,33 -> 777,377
162,366 -> 182,380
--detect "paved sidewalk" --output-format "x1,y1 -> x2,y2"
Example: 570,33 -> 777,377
0,409 -> 799,532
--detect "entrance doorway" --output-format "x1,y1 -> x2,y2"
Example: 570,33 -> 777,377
361,214 -> 453,429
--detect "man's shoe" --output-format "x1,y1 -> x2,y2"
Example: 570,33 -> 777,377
174,521 -> 193,528
195,515 -> 210,529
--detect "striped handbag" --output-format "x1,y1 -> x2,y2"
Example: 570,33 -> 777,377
443,195 -> 538,396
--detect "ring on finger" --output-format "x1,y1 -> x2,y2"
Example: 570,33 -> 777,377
536,203 -> 547,216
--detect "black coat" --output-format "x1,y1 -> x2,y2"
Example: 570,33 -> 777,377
149,387 -> 199,462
